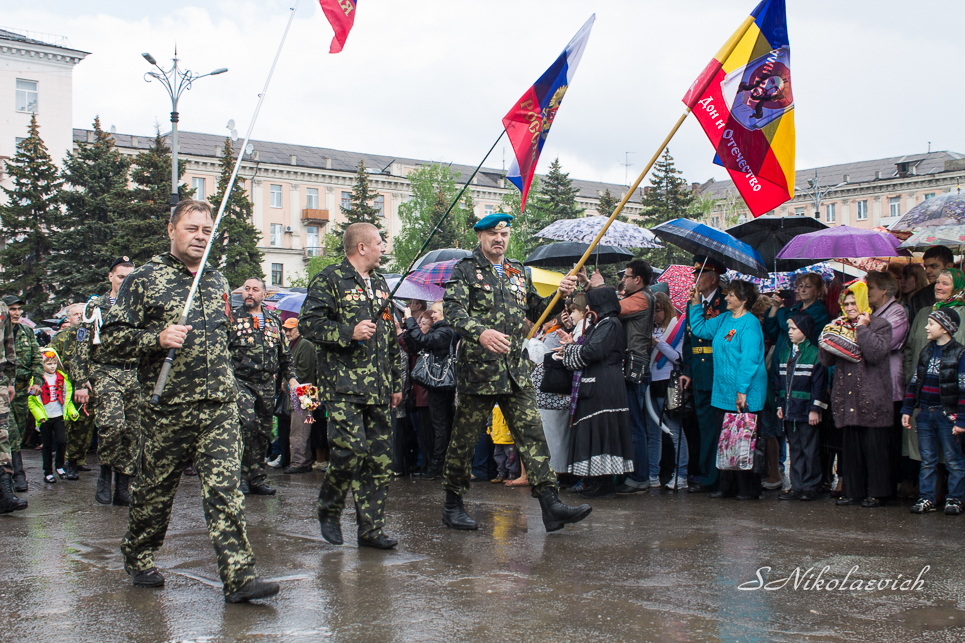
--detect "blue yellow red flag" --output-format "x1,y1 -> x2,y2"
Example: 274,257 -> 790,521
683,0 -> 795,217
503,15 -> 594,213
318,0 -> 357,54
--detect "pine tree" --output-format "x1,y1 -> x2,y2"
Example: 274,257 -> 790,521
46,117 -> 133,306
119,130 -> 193,264
519,158 -> 583,258
637,148 -> 695,268
596,187 -> 619,218
0,114 -> 61,317
333,160 -> 385,256
207,137 -> 264,288
391,163 -> 476,272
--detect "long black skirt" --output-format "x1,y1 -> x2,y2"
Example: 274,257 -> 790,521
567,406 -> 635,477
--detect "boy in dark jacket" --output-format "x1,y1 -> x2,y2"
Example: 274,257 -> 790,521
900,308 -> 965,516
774,312 -> 828,501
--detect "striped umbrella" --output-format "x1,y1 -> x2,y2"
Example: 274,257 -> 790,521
651,218 -> 767,277
406,259 -> 460,286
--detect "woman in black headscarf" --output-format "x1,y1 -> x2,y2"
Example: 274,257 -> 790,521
557,287 -> 635,498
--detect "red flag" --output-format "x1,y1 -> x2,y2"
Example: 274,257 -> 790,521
318,0 -> 357,54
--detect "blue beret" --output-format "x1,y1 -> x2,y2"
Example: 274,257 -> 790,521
473,213 -> 513,231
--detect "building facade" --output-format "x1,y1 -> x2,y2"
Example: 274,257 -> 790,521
698,151 -> 965,230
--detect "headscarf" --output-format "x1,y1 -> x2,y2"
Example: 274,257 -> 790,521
838,280 -> 870,320
933,268 -> 965,310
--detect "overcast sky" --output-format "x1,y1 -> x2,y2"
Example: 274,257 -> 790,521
6,0 -> 965,188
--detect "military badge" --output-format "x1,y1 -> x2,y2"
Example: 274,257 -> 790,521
76,327 -> 88,342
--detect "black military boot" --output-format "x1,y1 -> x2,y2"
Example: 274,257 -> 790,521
63,460 -> 80,480
0,470 -> 27,513
442,490 -> 479,530
11,452 -> 27,492
538,488 -> 592,532
224,577 -> 280,603
113,471 -> 131,507
239,479 -> 250,495
95,465 -> 113,505
318,508 -> 344,545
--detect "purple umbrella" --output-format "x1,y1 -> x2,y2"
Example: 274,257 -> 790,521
776,226 -> 904,260
407,259 -> 460,286
386,277 -> 444,302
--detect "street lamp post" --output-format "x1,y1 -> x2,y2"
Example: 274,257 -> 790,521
141,51 -> 227,216
795,172 -> 848,223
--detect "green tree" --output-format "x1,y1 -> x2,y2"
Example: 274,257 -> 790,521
207,137 -> 264,288
596,187 -> 619,218
391,163 -> 476,272
0,113 -> 61,317
636,148 -> 695,269
517,158 -> 583,258
119,130 -> 193,264
334,160 -> 385,257
501,177 -> 541,263
47,117 -> 133,306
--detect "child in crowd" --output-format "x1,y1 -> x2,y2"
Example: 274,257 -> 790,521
489,404 -> 520,484
900,308 -> 965,516
774,313 -> 828,501
28,349 -> 79,484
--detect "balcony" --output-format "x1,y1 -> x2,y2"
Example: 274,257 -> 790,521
301,209 -> 330,226
304,246 -> 326,261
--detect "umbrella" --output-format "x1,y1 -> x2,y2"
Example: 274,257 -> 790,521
524,241 -> 633,267
537,216 -> 661,249
726,216 -> 827,271
412,248 -> 472,270
889,192 -> 965,231
407,259 -> 460,286
899,224 -> 965,250
776,225 -> 904,260
655,265 -> 694,313
527,267 -> 565,297
385,277 -> 445,302
651,218 -> 768,278
276,293 -> 306,314
726,262 -> 836,292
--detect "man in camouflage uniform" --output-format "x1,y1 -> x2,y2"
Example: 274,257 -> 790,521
2,294 -> 42,493
100,200 -> 277,603
441,213 -> 591,533
299,222 -> 402,550
0,300 -> 27,513
49,303 -> 88,480
71,257 -> 139,505
230,276 -> 297,496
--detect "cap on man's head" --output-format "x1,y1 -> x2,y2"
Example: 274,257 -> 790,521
109,256 -> 134,272
692,255 -> 726,275
1,295 -> 22,307
473,213 -> 513,232
282,318 -> 298,329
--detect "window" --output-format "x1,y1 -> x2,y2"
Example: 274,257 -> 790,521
374,195 -> 384,217
271,263 -> 283,286
270,184 -> 283,208
484,204 -> 495,216
711,216 -> 720,228
794,207 -> 805,216
270,223 -> 282,247
16,79 -> 38,113
14,137 -> 26,147
925,193 -> 936,200
306,188 -> 319,209
825,203 -> 836,223
192,177 -> 205,201
306,226 -> 319,256
341,191 -> 352,211
889,196 -> 901,218
856,200 -> 868,221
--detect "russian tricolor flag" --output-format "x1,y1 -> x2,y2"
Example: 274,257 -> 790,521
503,15 -> 594,213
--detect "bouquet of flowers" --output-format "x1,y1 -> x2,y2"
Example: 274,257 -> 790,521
291,384 -> 320,423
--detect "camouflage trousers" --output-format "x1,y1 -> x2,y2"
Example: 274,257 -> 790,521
0,387 -> 10,470
92,365 -> 140,475
65,404 -> 97,465
121,401 -> 257,596
237,380 -> 275,487
318,400 -> 392,539
9,380 -> 33,451
444,383 -> 557,498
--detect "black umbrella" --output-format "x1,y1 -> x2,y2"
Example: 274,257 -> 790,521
524,241 -> 634,268
726,216 -> 827,271
412,248 -> 472,270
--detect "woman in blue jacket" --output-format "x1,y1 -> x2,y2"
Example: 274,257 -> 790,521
690,280 -> 768,500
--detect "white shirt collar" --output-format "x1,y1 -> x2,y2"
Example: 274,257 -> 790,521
701,289 -> 718,305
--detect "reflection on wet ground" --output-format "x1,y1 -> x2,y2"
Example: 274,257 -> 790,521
2,450 -> 964,642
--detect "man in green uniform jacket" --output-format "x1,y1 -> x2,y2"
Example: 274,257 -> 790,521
0,300 -> 27,513
441,213 -> 591,533
299,222 -> 402,550
100,199 -> 277,603
1,294 -> 42,493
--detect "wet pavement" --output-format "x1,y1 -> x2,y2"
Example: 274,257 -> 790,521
2,449 -> 964,643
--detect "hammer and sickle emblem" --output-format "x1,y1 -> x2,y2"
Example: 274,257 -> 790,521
339,0 -> 354,15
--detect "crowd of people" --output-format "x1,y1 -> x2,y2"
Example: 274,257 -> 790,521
1,198 -> 962,604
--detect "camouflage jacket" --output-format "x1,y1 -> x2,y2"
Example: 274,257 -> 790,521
12,322 -> 42,383
99,253 -> 237,407
298,257 -> 401,405
228,305 -> 295,385
0,314 -> 17,388
69,293 -> 130,385
444,247 -> 562,395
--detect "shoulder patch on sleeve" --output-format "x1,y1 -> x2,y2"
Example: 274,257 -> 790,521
76,327 -> 88,342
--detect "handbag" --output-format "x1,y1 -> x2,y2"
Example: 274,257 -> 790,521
665,367 -> 685,411
410,336 -> 457,392
716,411 -> 758,471
539,352 -> 573,395
623,350 -> 650,385
273,387 -> 291,417
818,318 -> 861,363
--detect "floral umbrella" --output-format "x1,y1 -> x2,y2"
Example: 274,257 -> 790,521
889,192 -> 965,231
656,265 -> 694,313
537,216 -> 661,249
